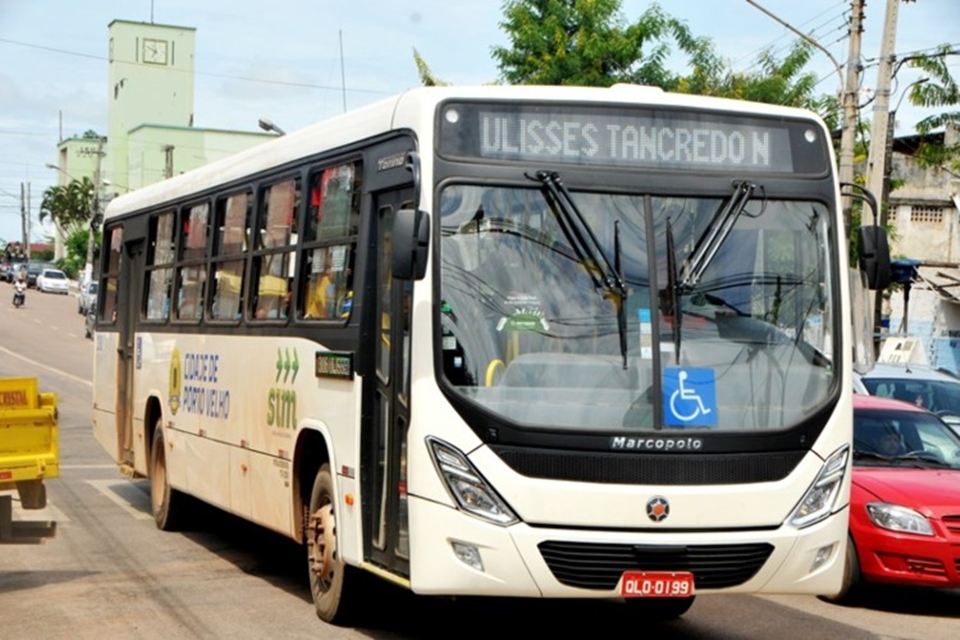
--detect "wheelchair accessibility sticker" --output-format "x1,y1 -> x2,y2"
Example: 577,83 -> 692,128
663,368 -> 717,427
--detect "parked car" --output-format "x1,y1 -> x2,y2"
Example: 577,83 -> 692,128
859,363 -> 960,434
25,261 -> 53,288
84,308 -> 96,339
77,280 -> 98,314
36,268 -> 70,294
823,394 -> 960,604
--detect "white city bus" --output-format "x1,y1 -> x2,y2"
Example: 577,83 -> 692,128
93,84 -> 865,622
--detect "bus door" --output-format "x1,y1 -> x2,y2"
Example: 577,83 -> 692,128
364,187 -> 415,576
116,236 -> 146,468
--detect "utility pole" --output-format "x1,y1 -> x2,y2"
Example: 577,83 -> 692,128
743,0 -> 863,233
20,182 -> 28,251
86,137 -> 105,284
840,0 -> 865,235
865,0 -> 905,214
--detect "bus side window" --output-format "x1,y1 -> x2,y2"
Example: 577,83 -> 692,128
298,161 -> 360,321
145,210 -> 176,321
101,225 -> 123,323
210,192 -> 250,321
252,178 -> 299,321
175,202 -> 210,322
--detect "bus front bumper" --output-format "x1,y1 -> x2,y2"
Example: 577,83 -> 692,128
407,496 -> 848,598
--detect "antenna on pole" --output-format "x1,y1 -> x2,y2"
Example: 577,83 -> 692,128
150,0 -> 155,23
339,30 -> 347,113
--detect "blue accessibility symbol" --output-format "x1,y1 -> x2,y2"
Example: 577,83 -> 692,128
663,368 -> 718,427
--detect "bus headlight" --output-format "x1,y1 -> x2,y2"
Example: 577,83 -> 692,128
789,445 -> 849,529
427,438 -> 518,526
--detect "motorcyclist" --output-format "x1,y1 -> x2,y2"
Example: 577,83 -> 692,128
13,276 -> 26,306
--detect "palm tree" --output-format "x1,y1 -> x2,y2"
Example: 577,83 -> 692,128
39,177 -> 96,239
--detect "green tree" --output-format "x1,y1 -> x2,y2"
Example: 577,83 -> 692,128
904,44 -> 960,174
492,0 -> 709,88
39,177 -> 96,232
682,41 -> 821,110
40,177 -> 99,278
413,47 -> 451,86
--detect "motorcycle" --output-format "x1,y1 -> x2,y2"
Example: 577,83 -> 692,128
12,282 -> 25,308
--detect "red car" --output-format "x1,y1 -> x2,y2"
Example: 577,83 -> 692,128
826,394 -> 960,603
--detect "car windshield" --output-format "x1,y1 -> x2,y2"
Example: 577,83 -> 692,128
45,271 -> 66,279
89,282 -> 99,294
854,407 -> 960,468
438,183 -> 837,434
862,377 -> 960,417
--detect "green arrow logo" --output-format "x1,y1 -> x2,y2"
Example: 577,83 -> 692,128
291,350 -> 300,382
276,348 -> 283,382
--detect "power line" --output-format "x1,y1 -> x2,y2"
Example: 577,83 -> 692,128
0,36 -> 393,97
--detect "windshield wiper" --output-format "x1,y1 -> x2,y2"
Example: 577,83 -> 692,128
665,218 -> 681,364
679,180 -> 758,292
528,170 -> 629,368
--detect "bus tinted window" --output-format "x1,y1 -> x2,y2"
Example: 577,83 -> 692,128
298,161 -> 361,321
175,202 -> 210,322
101,225 -> 123,323
145,210 -> 176,321
252,178 -> 299,321
209,192 -> 250,322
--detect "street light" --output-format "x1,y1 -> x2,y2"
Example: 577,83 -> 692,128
258,118 -> 286,136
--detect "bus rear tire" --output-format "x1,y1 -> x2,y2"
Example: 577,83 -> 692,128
307,463 -> 360,624
150,425 -> 187,531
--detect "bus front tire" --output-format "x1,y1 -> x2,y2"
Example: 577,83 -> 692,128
307,463 -> 361,625
819,536 -> 863,605
150,425 -> 188,531
626,595 -> 695,618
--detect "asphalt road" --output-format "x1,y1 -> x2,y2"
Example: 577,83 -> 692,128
1,282 -> 959,639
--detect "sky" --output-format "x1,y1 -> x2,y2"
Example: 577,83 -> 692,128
1,0 -> 958,246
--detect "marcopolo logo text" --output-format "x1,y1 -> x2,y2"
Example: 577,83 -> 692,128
610,436 -> 703,451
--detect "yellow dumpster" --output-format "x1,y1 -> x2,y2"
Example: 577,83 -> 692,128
0,377 -> 58,543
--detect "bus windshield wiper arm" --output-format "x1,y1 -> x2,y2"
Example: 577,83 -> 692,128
528,170 -> 629,367
679,180 -> 757,291
665,218 -> 681,364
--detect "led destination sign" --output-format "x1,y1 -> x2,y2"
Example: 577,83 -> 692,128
439,103 -> 828,174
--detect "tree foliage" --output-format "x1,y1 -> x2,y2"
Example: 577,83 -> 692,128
492,0 -> 710,88
39,177 -> 95,233
685,41 -> 821,109
904,44 -> 960,174
413,47 -> 451,86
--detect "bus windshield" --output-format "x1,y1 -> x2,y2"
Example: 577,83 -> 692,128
438,183 -> 836,433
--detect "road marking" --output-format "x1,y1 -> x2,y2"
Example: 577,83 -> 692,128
86,479 -> 153,520
0,343 -> 92,387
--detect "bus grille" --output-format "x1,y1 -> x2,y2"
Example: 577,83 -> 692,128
538,541 -> 774,590
491,446 -> 804,485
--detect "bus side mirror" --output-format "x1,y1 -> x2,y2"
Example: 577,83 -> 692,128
858,225 -> 891,290
392,208 -> 430,281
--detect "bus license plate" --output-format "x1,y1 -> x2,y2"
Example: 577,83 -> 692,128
620,571 -> 695,598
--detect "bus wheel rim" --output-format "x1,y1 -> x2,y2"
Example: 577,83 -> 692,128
309,503 -> 336,586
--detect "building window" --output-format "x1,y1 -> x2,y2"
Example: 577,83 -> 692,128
910,205 -> 944,224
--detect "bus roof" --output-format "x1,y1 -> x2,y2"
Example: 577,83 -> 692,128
103,84 -> 827,220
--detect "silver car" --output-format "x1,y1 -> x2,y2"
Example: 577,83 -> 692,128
78,280 -> 98,315
859,363 -> 960,434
